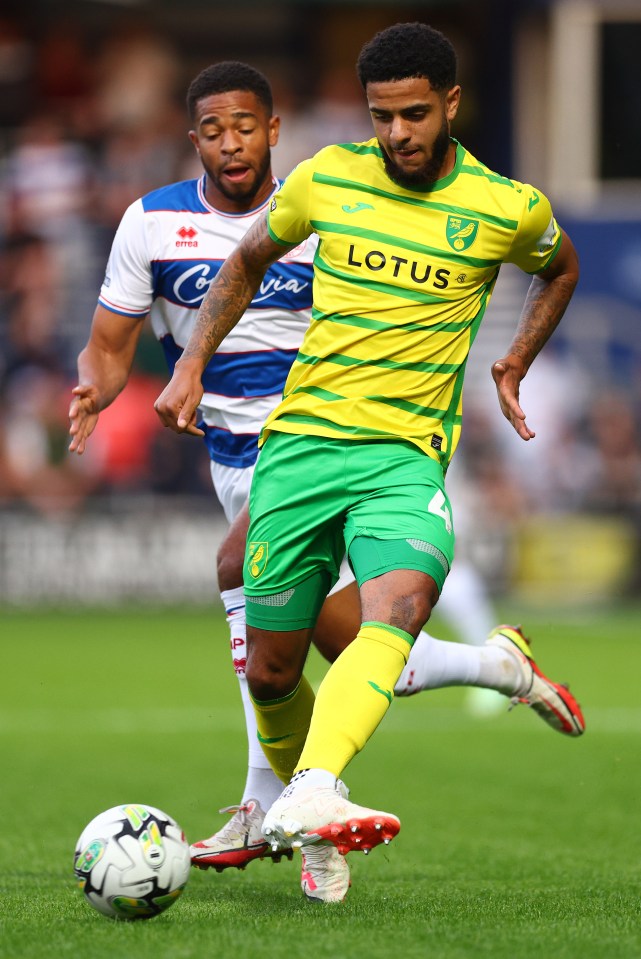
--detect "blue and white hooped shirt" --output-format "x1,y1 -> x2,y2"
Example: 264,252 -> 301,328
98,175 -> 315,467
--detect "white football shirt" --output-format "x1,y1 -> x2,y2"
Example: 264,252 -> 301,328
99,175 -> 315,467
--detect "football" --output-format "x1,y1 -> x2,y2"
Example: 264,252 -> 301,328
73,803 -> 191,920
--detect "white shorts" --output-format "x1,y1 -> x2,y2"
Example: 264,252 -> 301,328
209,459 -> 353,597
210,460 -> 254,524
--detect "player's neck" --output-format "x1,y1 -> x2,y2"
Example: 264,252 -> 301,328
203,174 -> 276,215
437,141 -> 458,180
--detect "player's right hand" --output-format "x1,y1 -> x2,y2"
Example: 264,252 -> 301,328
491,353 -> 535,442
154,363 -> 205,437
68,384 -> 101,454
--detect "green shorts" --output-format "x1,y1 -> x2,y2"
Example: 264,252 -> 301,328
244,431 -> 455,630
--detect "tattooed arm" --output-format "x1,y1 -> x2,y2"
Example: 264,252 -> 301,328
155,216 -> 296,435
491,229 -> 580,441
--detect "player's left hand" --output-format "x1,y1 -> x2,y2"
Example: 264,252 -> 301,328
68,384 -> 101,454
491,353 -> 535,441
154,360 -> 205,436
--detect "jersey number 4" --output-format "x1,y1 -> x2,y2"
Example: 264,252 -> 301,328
428,490 -> 452,534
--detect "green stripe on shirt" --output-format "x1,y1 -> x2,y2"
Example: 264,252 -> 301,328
295,350 -> 462,376
311,173 -> 519,230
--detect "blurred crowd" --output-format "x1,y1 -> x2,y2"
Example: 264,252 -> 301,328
0,13 -> 378,519
0,16 -> 221,515
0,12 -> 639,595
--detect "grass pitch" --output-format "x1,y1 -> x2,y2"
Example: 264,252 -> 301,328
1,601 -> 640,958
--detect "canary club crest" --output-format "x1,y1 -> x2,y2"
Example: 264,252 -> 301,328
446,215 -> 479,251
248,542 -> 269,579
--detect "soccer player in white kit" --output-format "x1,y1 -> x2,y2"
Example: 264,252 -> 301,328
69,61 -> 584,903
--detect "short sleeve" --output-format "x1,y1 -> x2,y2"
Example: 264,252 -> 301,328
266,159 -> 314,247
99,199 -> 153,316
507,185 -> 562,275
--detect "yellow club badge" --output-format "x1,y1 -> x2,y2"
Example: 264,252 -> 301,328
446,215 -> 479,251
248,542 -> 269,579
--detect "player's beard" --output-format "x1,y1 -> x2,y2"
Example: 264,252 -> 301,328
207,148 -> 272,205
380,119 -> 451,189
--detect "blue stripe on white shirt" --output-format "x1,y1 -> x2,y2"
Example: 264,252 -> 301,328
199,424 -> 259,467
160,335 -> 297,398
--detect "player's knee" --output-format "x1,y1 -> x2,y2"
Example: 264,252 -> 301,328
360,570 -> 440,636
411,589 -> 437,632
412,579 -> 440,620
245,633 -> 302,701
387,589 -> 435,635
245,656 -> 297,701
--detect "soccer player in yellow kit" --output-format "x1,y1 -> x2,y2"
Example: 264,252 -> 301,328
155,22 -> 580,902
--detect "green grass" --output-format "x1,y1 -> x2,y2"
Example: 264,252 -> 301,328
1,602 -> 641,958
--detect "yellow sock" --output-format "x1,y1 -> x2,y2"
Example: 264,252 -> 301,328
295,622 -> 413,777
250,676 -> 315,784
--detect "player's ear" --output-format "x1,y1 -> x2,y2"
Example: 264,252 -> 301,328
268,115 -> 280,147
188,130 -> 200,156
445,85 -> 461,122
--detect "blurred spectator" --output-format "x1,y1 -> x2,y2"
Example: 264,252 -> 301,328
577,391 -> 641,517
272,65 -> 372,175
0,362 -> 100,516
147,427 -> 214,498
90,21 -> 186,228
94,20 -> 180,131
2,109 -> 100,358
496,344 -> 592,511
33,19 -> 96,139
454,405 -> 529,527
0,15 -> 33,128
77,372 -> 166,494
3,111 -> 93,239
97,113 -> 186,231
0,231 -> 61,379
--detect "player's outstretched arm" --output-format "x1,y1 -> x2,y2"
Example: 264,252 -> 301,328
154,215 -> 292,434
492,229 -> 579,441
69,305 -> 146,454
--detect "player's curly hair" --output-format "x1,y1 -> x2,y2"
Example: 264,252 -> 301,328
356,22 -> 457,92
186,61 -> 273,119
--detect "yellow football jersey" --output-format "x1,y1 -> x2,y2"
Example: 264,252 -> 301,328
263,138 -> 561,468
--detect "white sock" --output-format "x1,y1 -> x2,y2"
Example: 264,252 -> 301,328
242,768 -> 284,809
281,768 -> 336,799
395,630 -> 522,696
221,587 -> 283,810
